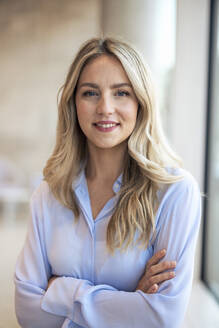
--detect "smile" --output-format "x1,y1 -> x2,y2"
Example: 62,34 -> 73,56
93,122 -> 120,132
96,123 -> 117,128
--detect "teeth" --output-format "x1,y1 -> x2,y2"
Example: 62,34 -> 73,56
96,123 -> 117,128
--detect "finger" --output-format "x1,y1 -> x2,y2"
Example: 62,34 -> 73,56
148,260 -> 177,276
147,271 -> 175,287
146,249 -> 166,268
146,284 -> 158,294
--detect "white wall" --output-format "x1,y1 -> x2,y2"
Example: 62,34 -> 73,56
171,0 -> 209,280
170,0 -> 209,188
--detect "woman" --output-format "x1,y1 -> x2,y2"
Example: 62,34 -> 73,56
14,38 -> 201,328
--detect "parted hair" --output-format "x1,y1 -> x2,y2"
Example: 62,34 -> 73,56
43,37 -> 182,254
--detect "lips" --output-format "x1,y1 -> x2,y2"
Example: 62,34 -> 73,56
93,121 -> 120,132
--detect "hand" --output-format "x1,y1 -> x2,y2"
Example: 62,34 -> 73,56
46,275 -> 58,291
135,249 -> 176,293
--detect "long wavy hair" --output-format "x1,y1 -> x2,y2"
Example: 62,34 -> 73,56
43,37 -> 183,254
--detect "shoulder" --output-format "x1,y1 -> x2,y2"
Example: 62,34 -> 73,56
30,180 -> 56,209
157,167 -> 201,208
169,167 -> 200,193
155,168 -> 202,231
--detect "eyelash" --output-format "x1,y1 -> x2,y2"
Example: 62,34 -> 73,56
82,90 -> 99,97
116,90 -> 130,97
82,90 -> 130,97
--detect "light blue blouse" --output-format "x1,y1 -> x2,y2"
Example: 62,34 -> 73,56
14,168 -> 201,328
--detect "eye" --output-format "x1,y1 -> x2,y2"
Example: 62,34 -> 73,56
82,90 -> 99,97
115,90 -> 130,97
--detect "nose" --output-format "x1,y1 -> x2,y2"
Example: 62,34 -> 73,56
96,94 -> 115,115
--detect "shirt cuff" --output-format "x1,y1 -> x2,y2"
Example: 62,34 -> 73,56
41,277 -> 76,320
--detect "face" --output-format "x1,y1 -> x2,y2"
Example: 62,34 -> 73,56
75,55 -> 138,153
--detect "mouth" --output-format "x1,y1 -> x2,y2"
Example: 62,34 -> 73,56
93,121 -> 120,132
95,123 -> 119,128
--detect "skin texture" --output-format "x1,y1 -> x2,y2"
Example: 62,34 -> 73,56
47,55 -> 176,294
75,55 -> 139,153
75,55 -> 139,219
135,249 -> 176,293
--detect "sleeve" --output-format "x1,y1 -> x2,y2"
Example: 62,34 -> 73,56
41,174 -> 201,328
14,191 -> 66,328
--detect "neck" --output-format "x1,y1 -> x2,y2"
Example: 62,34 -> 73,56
86,143 -> 127,183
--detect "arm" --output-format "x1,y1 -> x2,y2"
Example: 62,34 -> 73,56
47,249 -> 176,295
14,183 -> 166,328
14,192 -> 66,328
41,173 -> 201,328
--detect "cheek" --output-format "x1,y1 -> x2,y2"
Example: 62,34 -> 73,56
76,102 -> 90,126
124,105 -> 138,127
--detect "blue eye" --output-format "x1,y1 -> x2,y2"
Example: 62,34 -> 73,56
116,90 -> 130,97
83,90 -> 99,97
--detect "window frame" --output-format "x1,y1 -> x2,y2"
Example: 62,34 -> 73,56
202,0 -> 219,303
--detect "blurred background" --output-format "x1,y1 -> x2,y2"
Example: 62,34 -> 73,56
0,0 -> 218,327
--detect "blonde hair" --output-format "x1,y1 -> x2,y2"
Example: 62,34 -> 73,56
43,37 -> 182,254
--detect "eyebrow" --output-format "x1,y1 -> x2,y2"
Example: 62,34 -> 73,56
78,82 -> 132,89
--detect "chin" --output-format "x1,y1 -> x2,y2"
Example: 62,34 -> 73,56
95,143 -> 119,149
90,139 -> 128,151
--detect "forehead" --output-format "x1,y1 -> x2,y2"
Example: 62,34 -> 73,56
78,55 -> 130,84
